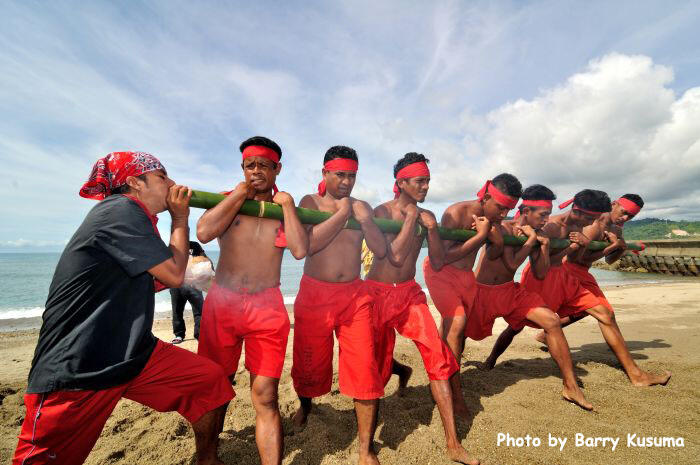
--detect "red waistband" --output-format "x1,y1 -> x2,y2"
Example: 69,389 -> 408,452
562,259 -> 591,271
476,280 -> 516,290
300,274 -> 362,288
210,281 -> 281,296
365,278 -> 418,289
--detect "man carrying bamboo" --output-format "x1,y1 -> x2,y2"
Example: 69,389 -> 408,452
196,136 -> 309,465
291,145 -> 386,465
365,152 -> 479,465
423,173 -> 519,417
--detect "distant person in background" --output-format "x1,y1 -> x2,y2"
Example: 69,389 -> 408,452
170,241 -> 212,344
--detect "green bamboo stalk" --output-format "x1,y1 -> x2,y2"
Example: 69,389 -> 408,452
189,190 -> 643,252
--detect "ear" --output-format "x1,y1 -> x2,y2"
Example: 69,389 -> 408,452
124,175 -> 142,192
275,162 -> 282,175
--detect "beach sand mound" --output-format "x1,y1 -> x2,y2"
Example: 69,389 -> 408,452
1,282 -> 698,464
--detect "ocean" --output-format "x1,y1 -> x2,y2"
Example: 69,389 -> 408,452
0,250 -> 688,322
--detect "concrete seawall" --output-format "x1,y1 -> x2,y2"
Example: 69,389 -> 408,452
594,239 -> 700,276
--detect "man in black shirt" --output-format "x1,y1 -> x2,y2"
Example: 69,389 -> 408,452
13,151 -> 233,465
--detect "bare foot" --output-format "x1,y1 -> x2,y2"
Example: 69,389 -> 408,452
481,357 -> 496,371
562,386 -> 593,411
292,404 -> 311,430
630,370 -> 671,387
534,330 -> 547,345
396,364 -> 413,397
447,444 -> 480,465
358,451 -> 380,465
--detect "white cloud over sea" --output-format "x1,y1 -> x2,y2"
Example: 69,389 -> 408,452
1,1 -> 699,250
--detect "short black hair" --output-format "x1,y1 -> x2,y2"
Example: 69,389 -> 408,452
573,189 -> 612,213
393,152 -> 429,178
620,193 -> 644,208
492,173 -> 522,198
189,241 -> 205,257
239,136 -> 282,160
323,145 -> 358,164
518,184 -> 555,213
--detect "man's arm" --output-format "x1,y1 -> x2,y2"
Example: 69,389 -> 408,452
149,186 -> 192,287
442,206 -> 490,264
543,222 -> 577,263
354,200 -> 387,258
375,203 -> 417,267
501,224 -> 538,273
274,191 -> 309,260
531,234 -> 551,279
603,228 -> 627,264
485,224 -> 505,260
196,182 -> 254,243
301,195 -> 352,255
420,209 -> 445,271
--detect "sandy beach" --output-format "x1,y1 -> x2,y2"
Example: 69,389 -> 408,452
1,281 -> 698,464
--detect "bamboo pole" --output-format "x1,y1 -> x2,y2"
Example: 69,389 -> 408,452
189,190 -> 643,252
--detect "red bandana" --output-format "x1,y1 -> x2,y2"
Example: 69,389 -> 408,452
476,180 -> 518,210
317,158 -> 359,196
241,145 -> 280,195
558,198 -> 604,216
616,197 -> 642,216
513,199 -> 553,219
79,151 -> 165,200
393,162 -> 430,198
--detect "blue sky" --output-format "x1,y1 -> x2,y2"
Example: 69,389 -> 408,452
1,0 -> 699,251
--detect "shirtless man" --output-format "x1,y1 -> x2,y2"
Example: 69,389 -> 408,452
423,173 -> 520,416
473,185 -> 592,410
365,153 -> 479,465
291,145 -> 386,465
534,193 -> 670,386
196,136 -> 308,465
488,189 -> 669,387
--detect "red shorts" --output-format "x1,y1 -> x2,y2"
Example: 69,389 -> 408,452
521,263 -> 601,320
466,281 -> 546,340
198,283 -> 290,379
366,279 -> 458,386
423,257 -> 477,318
563,260 -> 613,311
13,340 -> 233,465
291,275 -> 383,400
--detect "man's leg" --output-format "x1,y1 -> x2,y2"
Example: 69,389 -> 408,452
429,380 -> 480,465
170,288 -> 187,340
187,288 -> 205,340
440,315 -> 468,417
250,374 -> 283,465
390,359 -> 412,397
484,326 -> 521,370
533,314 -> 587,344
354,399 -> 380,465
525,307 -> 593,411
586,305 -> 671,386
192,404 -> 228,465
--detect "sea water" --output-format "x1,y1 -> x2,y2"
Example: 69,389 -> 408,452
0,250 -> 689,322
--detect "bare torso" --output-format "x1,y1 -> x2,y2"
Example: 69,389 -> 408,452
567,213 -> 619,268
475,222 -> 516,285
543,213 -> 584,266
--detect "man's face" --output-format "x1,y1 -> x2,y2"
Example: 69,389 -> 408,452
322,169 -> 356,198
133,169 -> 174,213
241,156 -> 280,193
524,206 -> 552,230
571,209 -> 598,227
611,201 -> 636,225
397,176 -> 430,203
482,194 -> 512,224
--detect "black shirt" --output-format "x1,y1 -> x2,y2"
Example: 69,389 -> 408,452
27,195 -> 172,393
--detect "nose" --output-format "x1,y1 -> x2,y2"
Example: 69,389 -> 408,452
166,177 -> 175,187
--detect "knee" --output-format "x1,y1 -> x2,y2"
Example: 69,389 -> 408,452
444,318 -> 467,338
252,384 -> 279,411
538,310 -> 562,332
593,306 -> 615,325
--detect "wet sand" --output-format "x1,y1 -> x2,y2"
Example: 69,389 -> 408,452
1,281 -> 698,464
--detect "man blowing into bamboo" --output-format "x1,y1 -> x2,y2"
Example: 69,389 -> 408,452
291,145 -> 386,465
423,173 -> 518,417
473,184 -> 592,410
532,193 -> 671,386
365,152 -> 480,465
196,136 -> 309,465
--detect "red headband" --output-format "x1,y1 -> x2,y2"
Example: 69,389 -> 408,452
616,197 -> 642,216
79,151 -> 165,200
393,162 -> 430,198
558,198 -> 603,216
513,199 -> 553,219
242,145 -> 280,164
318,158 -> 359,196
476,180 -> 518,210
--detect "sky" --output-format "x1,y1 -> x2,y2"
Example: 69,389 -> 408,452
1,0 -> 699,251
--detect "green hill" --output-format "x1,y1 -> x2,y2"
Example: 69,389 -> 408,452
623,218 -> 700,240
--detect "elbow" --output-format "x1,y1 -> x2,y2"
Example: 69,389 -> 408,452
290,244 -> 308,260
196,224 -> 215,244
373,245 -> 388,260
429,256 -> 444,272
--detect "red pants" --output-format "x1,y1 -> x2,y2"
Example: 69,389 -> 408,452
13,340 -> 233,465
366,279 -> 458,386
423,257 -> 476,318
521,263 -> 601,320
198,283 -> 290,379
292,275 -> 383,400
563,260 -> 613,311
466,281 -> 546,340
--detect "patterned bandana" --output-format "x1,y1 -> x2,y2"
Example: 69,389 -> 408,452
79,151 -> 165,200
